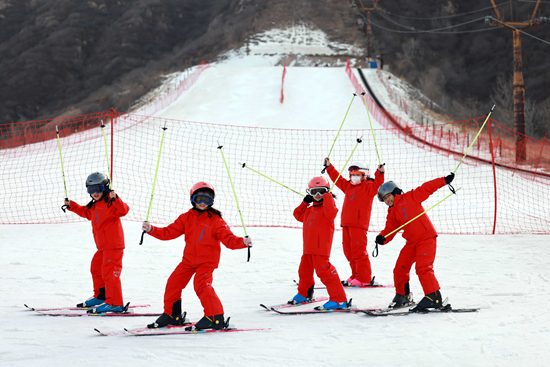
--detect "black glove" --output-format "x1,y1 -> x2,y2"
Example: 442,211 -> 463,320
375,235 -> 386,245
444,172 -> 455,184
303,195 -> 314,204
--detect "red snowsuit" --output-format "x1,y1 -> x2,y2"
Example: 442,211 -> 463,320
293,193 -> 347,303
68,195 -> 129,306
378,177 -> 447,296
327,164 -> 384,283
147,208 -> 247,317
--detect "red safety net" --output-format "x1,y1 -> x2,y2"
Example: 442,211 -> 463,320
2,106 -> 549,234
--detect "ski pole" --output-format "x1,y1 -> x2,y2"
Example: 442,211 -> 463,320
360,92 -> 382,165
372,188 -> 461,257
240,163 -> 304,197
329,137 -> 363,193
100,122 -> 113,190
454,105 -> 495,174
322,93 -> 356,174
56,126 -> 70,213
139,123 -> 168,246
218,143 -> 250,262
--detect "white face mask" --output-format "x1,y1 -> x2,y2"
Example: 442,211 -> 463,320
350,176 -> 362,184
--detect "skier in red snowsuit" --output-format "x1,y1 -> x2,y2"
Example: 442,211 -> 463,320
375,173 -> 455,311
290,176 -> 348,310
65,172 -> 130,313
325,158 -> 385,286
142,182 -> 252,330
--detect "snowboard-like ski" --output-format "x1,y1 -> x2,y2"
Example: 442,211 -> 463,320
363,305 -> 480,317
95,323 -> 197,336
260,297 -> 329,311
293,280 -> 393,289
123,325 -> 270,336
269,299 -> 380,314
24,303 -> 150,312
31,303 -> 161,317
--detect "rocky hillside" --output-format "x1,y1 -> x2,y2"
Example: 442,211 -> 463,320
1,0 -> 548,138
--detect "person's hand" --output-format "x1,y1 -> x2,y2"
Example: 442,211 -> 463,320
375,235 -> 386,245
378,164 -> 385,173
444,172 -> 455,184
64,199 -> 70,206
324,158 -> 330,167
142,221 -> 152,233
303,195 -> 314,204
243,237 -> 253,248
109,191 -> 117,199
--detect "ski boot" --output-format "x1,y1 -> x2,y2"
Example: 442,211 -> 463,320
410,290 -> 447,312
388,292 -> 414,309
147,312 -> 187,328
88,302 -> 126,314
349,276 -> 379,287
314,300 -> 349,310
188,314 -> 228,331
77,287 -> 106,308
288,285 -> 314,305
341,277 -> 354,287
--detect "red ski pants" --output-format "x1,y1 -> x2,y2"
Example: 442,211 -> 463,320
90,249 -> 124,306
163,258 -> 223,317
393,236 -> 440,296
342,226 -> 372,283
297,254 -> 347,303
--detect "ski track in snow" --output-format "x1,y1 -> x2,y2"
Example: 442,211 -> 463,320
2,26 -> 549,367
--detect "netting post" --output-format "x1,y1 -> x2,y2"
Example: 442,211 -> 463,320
110,108 -> 114,183
487,118 -> 498,234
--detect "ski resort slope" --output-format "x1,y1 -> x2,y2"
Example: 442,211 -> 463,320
2,32 -> 550,366
155,66 -> 380,130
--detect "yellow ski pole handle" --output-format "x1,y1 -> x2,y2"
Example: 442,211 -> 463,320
360,92 -> 382,166
384,187 -> 461,239
241,163 -> 304,197
322,93 -> 356,174
140,124 -> 168,246
56,126 -> 70,212
329,137 -> 363,193
454,105 -> 495,174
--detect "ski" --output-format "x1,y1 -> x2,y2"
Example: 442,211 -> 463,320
293,280 -> 393,289
24,303 -> 150,312
270,306 -> 380,315
95,323 -> 197,336
124,325 -> 270,336
363,306 -> 480,317
35,310 -> 163,317
260,297 -> 329,311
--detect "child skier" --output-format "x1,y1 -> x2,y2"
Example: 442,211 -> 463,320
324,158 -> 385,286
65,172 -> 130,313
290,176 -> 348,310
375,173 -> 455,311
142,182 -> 252,330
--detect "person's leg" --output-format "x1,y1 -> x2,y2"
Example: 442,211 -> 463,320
101,249 -> 124,306
312,255 -> 347,303
348,227 -> 372,284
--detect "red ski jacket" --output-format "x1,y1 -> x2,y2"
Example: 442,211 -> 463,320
147,209 -> 247,268
69,195 -> 130,251
379,177 -> 447,244
293,193 -> 338,256
327,164 -> 384,229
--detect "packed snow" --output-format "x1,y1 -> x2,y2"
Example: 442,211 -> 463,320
1,26 -> 549,367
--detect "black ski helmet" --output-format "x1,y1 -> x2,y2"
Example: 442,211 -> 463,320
86,172 -> 110,189
377,181 -> 402,202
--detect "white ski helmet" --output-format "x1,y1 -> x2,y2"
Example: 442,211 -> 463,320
348,162 -> 369,178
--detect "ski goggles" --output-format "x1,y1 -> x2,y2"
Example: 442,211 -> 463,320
348,165 -> 362,172
307,187 -> 328,196
87,185 -> 105,194
191,193 -> 214,206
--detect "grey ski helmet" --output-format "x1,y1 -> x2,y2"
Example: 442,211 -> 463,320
86,172 -> 110,188
377,181 -> 402,202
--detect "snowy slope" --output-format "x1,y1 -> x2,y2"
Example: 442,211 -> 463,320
1,26 -> 549,367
